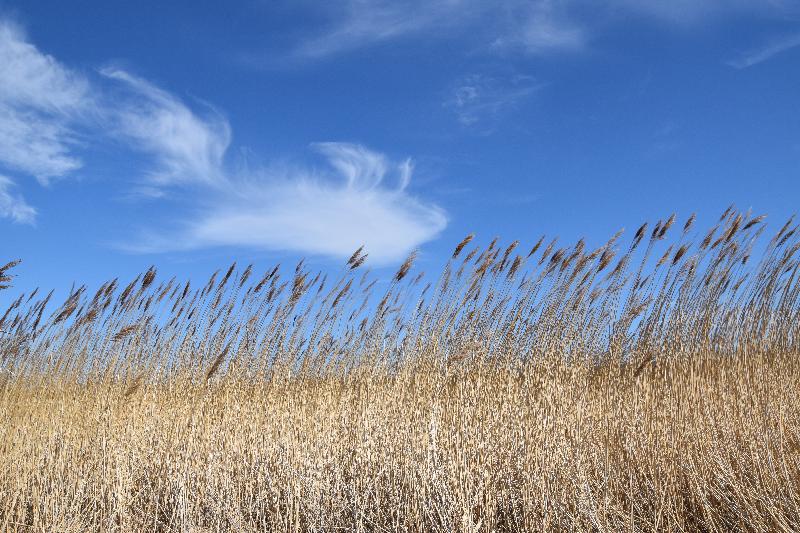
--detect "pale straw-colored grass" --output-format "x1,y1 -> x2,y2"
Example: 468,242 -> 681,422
1,207 -> 800,531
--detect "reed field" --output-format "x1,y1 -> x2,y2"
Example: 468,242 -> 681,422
3,206 -> 800,532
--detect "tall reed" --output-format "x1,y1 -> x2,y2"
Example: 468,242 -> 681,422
1,207 -> 799,531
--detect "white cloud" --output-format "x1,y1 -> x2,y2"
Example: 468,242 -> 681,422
0,175 -> 36,224
0,104 -> 83,182
492,0 -> 585,54
727,32 -> 800,68
101,68 -> 231,189
446,74 -> 540,128
294,0 -> 479,58
516,14 -> 584,53
128,142 -> 446,264
292,0 -> 586,59
0,18 -> 447,261
0,22 -> 89,114
0,21 -> 90,184
93,74 -> 445,263
286,0 -> 792,59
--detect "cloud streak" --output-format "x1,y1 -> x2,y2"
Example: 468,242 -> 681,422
0,21 -> 91,191
294,0 -> 479,58
283,0 -> 790,60
101,68 -> 231,189
446,74 -> 540,129
0,19 -> 447,261
728,32 -> 800,69
127,143 -> 446,264
95,73 -> 445,263
289,0 -> 588,60
0,175 -> 36,225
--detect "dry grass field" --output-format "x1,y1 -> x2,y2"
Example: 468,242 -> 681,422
2,206 -> 800,532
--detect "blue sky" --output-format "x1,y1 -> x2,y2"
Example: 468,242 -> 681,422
1,0 -> 800,296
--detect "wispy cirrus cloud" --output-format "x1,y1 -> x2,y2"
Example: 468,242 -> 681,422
0,20 -> 94,224
491,0 -> 585,54
282,0 -> 791,60
727,32 -> 800,68
446,74 -> 540,129
0,21 -> 91,188
0,18 -> 446,261
132,143 -> 446,264
97,72 -> 445,263
0,175 -> 35,224
294,0 -> 481,58
100,68 -> 231,190
292,0 -> 586,59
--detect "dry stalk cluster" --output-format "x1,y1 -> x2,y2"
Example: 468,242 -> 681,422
1,207 -> 800,531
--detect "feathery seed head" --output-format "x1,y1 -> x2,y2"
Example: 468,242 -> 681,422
452,234 -> 475,259
395,251 -> 418,282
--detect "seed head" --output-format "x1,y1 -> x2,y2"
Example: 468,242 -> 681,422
395,251 -> 418,282
452,234 -> 475,259
683,213 -> 696,234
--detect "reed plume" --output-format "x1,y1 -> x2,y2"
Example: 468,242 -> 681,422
0,207 -> 798,532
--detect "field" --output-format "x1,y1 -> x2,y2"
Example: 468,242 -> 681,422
2,207 -> 800,532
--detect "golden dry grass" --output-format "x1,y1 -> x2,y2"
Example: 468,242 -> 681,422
2,207 -> 800,531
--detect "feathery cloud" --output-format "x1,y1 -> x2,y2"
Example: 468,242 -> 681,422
446,74 -> 540,128
294,0 -> 478,58
292,0 -> 586,59
728,32 -> 800,68
0,21 -> 90,185
0,18 -> 447,262
127,142 -> 446,264
95,73 -> 445,262
284,0 -> 789,60
101,68 -> 231,189
0,175 -> 36,224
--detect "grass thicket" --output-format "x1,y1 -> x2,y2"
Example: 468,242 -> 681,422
2,207 -> 800,531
